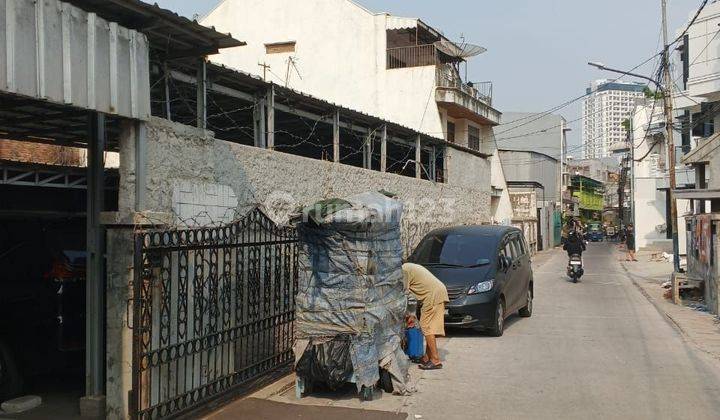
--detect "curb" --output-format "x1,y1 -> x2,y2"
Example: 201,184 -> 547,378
620,261 -> 720,361
250,373 -> 296,399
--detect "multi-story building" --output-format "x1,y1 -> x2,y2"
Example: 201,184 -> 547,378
203,0 -> 501,145
627,99 -> 691,253
499,150 -> 561,250
674,0 -> 720,145
202,0 -> 515,224
569,175 -> 605,222
497,112 -> 570,249
582,79 -> 646,159
671,0 -> 720,312
568,157 -> 619,185
499,112 -> 569,197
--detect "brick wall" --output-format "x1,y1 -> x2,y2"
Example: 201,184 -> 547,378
0,139 -> 85,166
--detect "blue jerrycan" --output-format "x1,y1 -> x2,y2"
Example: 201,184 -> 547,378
405,327 -> 424,361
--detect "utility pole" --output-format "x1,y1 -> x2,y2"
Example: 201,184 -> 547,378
258,62 -> 270,81
629,121 -> 636,230
661,0 -> 681,272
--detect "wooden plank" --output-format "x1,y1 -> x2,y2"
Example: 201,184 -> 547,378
265,41 -> 296,54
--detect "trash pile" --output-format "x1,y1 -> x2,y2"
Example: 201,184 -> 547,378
292,191 -> 412,400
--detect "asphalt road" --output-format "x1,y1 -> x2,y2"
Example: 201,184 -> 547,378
405,243 -> 720,420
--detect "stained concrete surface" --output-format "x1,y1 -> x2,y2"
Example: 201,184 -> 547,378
405,243 -> 720,419
225,243 -> 720,420
206,397 -> 406,420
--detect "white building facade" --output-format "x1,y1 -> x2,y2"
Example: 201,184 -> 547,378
631,100 -> 690,252
202,0 -> 515,223
582,80 -> 646,159
674,0 -> 720,153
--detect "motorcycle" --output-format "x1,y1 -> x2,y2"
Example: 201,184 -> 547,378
567,254 -> 584,283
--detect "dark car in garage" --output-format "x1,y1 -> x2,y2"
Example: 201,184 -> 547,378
408,225 -> 533,336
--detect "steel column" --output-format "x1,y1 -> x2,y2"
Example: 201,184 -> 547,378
442,146 -> 448,183
254,93 -> 267,148
430,145 -> 437,182
415,135 -> 422,179
86,111 -> 106,396
380,125 -> 387,172
363,128 -> 372,169
196,58 -> 207,129
163,62 -> 171,120
333,110 -> 340,163
267,85 -> 275,149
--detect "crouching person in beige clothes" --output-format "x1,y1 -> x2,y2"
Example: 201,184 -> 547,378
402,262 -> 449,370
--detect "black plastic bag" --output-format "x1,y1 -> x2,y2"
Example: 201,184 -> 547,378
296,336 -> 354,390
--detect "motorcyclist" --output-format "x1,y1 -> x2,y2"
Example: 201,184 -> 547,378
563,223 -> 586,260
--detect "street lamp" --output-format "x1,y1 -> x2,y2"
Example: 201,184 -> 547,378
587,62 -> 661,88
587,60 -> 680,272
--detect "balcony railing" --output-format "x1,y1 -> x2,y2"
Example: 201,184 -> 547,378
386,44 -> 437,69
436,64 -> 492,105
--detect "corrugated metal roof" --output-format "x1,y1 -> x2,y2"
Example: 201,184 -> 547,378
1,0 -> 151,120
65,0 -> 245,56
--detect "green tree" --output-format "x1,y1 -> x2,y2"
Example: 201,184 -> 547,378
643,86 -> 663,99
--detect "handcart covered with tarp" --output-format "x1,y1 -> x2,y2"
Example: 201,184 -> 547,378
292,191 -> 412,400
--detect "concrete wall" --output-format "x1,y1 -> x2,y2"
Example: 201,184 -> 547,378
634,177 -> 670,250
145,118 -> 491,252
104,117 -> 494,418
489,152 -> 514,225
384,65 -> 443,136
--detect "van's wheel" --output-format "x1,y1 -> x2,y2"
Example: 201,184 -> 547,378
489,299 -> 505,337
0,339 -> 23,400
519,288 -> 533,317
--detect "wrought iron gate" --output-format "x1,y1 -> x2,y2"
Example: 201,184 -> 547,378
131,208 -> 298,419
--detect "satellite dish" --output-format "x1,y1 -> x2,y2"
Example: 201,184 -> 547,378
434,40 -> 486,60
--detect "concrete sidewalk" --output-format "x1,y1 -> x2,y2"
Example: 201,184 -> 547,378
203,248 -> 561,419
619,248 -> 720,361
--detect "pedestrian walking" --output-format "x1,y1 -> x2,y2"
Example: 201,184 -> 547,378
625,224 -> 637,261
402,262 -> 449,370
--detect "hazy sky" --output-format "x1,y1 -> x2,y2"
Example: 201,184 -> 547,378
156,0 -> 697,148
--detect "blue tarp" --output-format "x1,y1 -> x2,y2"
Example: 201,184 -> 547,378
294,191 -> 410,392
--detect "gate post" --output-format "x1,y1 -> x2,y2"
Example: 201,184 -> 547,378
102,213 -> 172,420
82,112 -> 106,418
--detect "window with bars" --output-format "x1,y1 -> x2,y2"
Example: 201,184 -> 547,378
447,121 -> 456,143
468,125 -> 480,150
